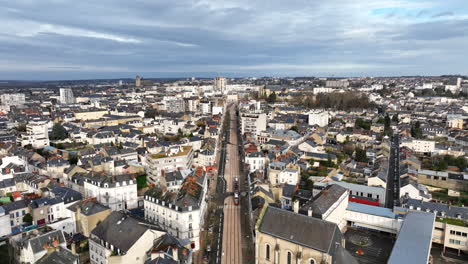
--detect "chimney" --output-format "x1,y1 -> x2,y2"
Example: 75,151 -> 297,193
307,207 -> 313,217
293,200 -> 300,214
161,170 -> 166,177
173,246 -> 179,261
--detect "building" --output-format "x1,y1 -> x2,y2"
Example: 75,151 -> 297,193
416,169 -> 468,192
388,211 -> 435,264
308,111 -> 329,127
66,199 -> 112,237
144,170 -> 208,250
400,139 -> 435,154
12,229 -> 70,264
136,75 -> 142,87
2,199 -> 30,232
19,119 -> 50,149
245,152 -> 267,173
59,88 -> 75,104
402,198 -> 468,254
299,184 -> 349,231
89,211 -> 165,264
241,113 -> 267,137
145,146 -> 194,185
83,174 -> 138,211
255,206 -> 357,264
325,80 -> 349,88
0,93 -> 26,109
214,76 -> 226,93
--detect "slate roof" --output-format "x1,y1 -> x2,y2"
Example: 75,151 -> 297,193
51,187 -> 82,204
91,211 -> 149,252
28,230 -> 66,254
67,200 -> 110,216
282,184 -> 296,199
300,184 -> 347,218
36,247 -> 79,264
258,206 -> 342,254
1,199 -> 29,213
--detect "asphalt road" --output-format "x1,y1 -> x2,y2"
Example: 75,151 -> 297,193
221,104 -> 243,264
385,134 -> 400,209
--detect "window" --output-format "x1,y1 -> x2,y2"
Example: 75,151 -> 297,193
287,251 -> 292,264
22,210 -> 25,216
449,239 -> 461,245
367,193 -> 372,198
426,175 -> 431,179
309,259 -> 316,264
265,244 -> 270,260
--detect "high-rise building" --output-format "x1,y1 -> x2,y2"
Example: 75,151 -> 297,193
135,75 -> 142,87
214,77 -> 226,93
19,119 -> 50,149
119,80 -> 123,86
59,88 -> 75,104
457,77 -> 463,88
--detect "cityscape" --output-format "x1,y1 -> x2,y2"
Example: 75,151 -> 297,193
0,1 -> 468,264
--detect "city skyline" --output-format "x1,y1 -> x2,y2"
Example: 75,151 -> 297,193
1,0 -> 468,80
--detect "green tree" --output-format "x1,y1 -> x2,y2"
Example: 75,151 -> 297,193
355,147 -> 368,163
392,114 -> 399,123
411,121 -> 423,139
290,126 -> 299,132
23,213 -> 33,225
267,92 -> 277,103
50,123 -> 68,140
144,108 -> 158,118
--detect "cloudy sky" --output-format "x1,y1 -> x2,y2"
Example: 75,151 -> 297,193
1,0 -> 467,80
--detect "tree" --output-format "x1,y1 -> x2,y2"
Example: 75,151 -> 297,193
23,213 -> 33,225
144,108 -> 158,118
392,114 -> 399,123
50,123 -> 67,140
290,126 -> 299,132
355,118 -> 371,130
411,121 -> 423,139
267,92 -> 277,103
383,114 -> 392,136
355,147 -> 368,163
69,154 -> 78,165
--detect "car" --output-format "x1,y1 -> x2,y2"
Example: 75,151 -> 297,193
207,245 -> 212,252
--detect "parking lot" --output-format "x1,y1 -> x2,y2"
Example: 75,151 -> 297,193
345,227 -> 395,264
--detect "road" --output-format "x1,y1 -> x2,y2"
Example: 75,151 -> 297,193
385,134 -> 400,209
221,104 -> 243,264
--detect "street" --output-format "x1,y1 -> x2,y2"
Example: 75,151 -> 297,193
386,134 -> 400,209
221,104 -> 243,264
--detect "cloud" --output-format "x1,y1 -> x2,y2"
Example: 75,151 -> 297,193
432,11 -> 454,18
0,0 -> 466,79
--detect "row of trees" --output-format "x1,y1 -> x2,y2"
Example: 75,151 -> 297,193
291,92 -> 376,110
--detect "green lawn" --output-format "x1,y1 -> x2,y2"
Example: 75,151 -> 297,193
436,217 -> 468,227
136,174 -> 148,189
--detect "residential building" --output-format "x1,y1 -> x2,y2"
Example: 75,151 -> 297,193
308,111 -> 329,127
83,174 -> 138,211
2,199 -> 30,230
59,88 -> 75,104
245,152 -> 267,173
0,93 -> 25,110
89,211 -> 165,264
144,169 -> 208,250
67,199 -> 112,237
145,146 -> 194,185
19,119 -> 50,149
214,76 -> 226,93
241,112 -> 267,137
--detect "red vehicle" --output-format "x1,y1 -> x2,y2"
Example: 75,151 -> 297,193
234,192 -> 239,206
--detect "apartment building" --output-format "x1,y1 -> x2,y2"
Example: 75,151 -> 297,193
89,211 -> 165,264
145,146 -> 194,185
241,113 -> 267,136
19,119 -> 50,149
83,174 -> 138,211
144,170 -> 207,250
308,111 -> 329,127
